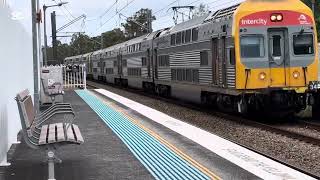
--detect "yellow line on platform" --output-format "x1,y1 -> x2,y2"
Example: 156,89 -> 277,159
91,91 -> 221,180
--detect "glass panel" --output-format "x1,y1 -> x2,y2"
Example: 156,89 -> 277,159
293,34 -> 314,55
200,51 -> 208,66
186,69 -> 192,82
192,69 -> 199,82
171,34 -> 176,45
240,36 -> 264,58
176,32 -> 182,44
272,35 -> 281,56
192,28 -> 198,41
185,30 -> 191,43
182,31 -> 185,43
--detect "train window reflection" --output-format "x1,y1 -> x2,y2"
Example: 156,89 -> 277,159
241,36 -> 264,58
293,34 -> 314,55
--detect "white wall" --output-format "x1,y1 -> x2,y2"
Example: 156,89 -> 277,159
0,2 -> 33,165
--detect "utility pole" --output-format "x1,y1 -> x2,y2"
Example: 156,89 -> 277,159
31,0 -> 40,112
101,33 -> 104,49
147,9 -> 153,33
51,11 -> 58,65
43,2 -> 68,66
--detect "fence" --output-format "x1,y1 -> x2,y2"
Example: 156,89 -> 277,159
63,64 -> 87,89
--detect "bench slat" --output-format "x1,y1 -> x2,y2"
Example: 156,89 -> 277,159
39,125 -> 48,145
56,123 -> 65,142
72,124 -> 84,143
48,124 -> 57,143
66,123 -> 76,141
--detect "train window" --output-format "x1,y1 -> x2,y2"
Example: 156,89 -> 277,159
272,35 -> 282,56
142,57 -> 147,67
177,69 -> 183,81
176,32 -> 182,44
192,69 -> 199,83
240,36 -> 264,58
185,29 -> 191,43
158,55 -> 170,67
186,69 -> 192,82
171,34 -> 176,45
192,28 -> 198,41
200,51 -> 209,66
122,59 -> 127,67
171,69 -> 177,80
182,31 -> 185,44
106,68 -> 114,74
229,47 -> 235,65
293,34 -> 314,55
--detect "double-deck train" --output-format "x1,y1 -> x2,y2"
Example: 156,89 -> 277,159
65,0 -> 320,117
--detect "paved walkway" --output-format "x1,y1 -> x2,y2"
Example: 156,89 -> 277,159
4,91 -> 153,180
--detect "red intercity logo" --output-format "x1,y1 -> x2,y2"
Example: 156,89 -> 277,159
241,18 -> 267,26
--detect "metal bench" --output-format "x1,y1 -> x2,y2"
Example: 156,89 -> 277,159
15,89 -> 84,180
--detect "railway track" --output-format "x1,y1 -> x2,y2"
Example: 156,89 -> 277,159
87,81 -> 320,146
86,80 -> 320,179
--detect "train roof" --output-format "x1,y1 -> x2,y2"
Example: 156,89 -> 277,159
169,15 -> 209,34
82,52 -> 92,57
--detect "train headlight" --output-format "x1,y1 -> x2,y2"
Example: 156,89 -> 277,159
276,14 -> 283,21
259,72 -> 267,80
293,71 -> 300,79
270,15 -> 277,21
271,14 -> 283,22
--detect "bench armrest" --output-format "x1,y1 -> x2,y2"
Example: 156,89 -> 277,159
40,105 -> 72,115
36,106 -> 74,120
34,110 -> 75,126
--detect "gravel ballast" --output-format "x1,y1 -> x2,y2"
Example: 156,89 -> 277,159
88,81 -> 320,177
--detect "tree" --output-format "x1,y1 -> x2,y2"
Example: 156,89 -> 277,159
70,33 -> 95,55
193,3 -> 210,18
101,28 -> 126,48
122,8 -> 156,38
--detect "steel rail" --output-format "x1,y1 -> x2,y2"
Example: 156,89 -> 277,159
86,80 -> 320,179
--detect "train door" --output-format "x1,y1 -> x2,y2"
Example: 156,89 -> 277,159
212,38 -> 219,85
268,30 -> 287,87
220,36 -> 227,87
147,49 -> 151,78
100,57 -> 104,75
117,54 -> 122,76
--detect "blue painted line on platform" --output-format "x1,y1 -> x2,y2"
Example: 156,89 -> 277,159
76,90 -> 210,180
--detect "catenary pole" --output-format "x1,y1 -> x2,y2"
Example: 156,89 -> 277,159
32,0 -> 40,112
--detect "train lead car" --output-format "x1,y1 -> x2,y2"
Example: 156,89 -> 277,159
65,0 -> 320,117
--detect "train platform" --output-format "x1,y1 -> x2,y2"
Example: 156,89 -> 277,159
2,89 -> 316,180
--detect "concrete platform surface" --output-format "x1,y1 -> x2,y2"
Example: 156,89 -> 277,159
4,91 -> 153,180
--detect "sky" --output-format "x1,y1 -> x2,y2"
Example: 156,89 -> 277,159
4,0 -> 243,45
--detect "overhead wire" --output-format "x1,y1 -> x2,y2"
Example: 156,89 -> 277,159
154,0 -> 179,15
99,0 -> 118,19
96,0 -> 136,32
59,0 -> 76,18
